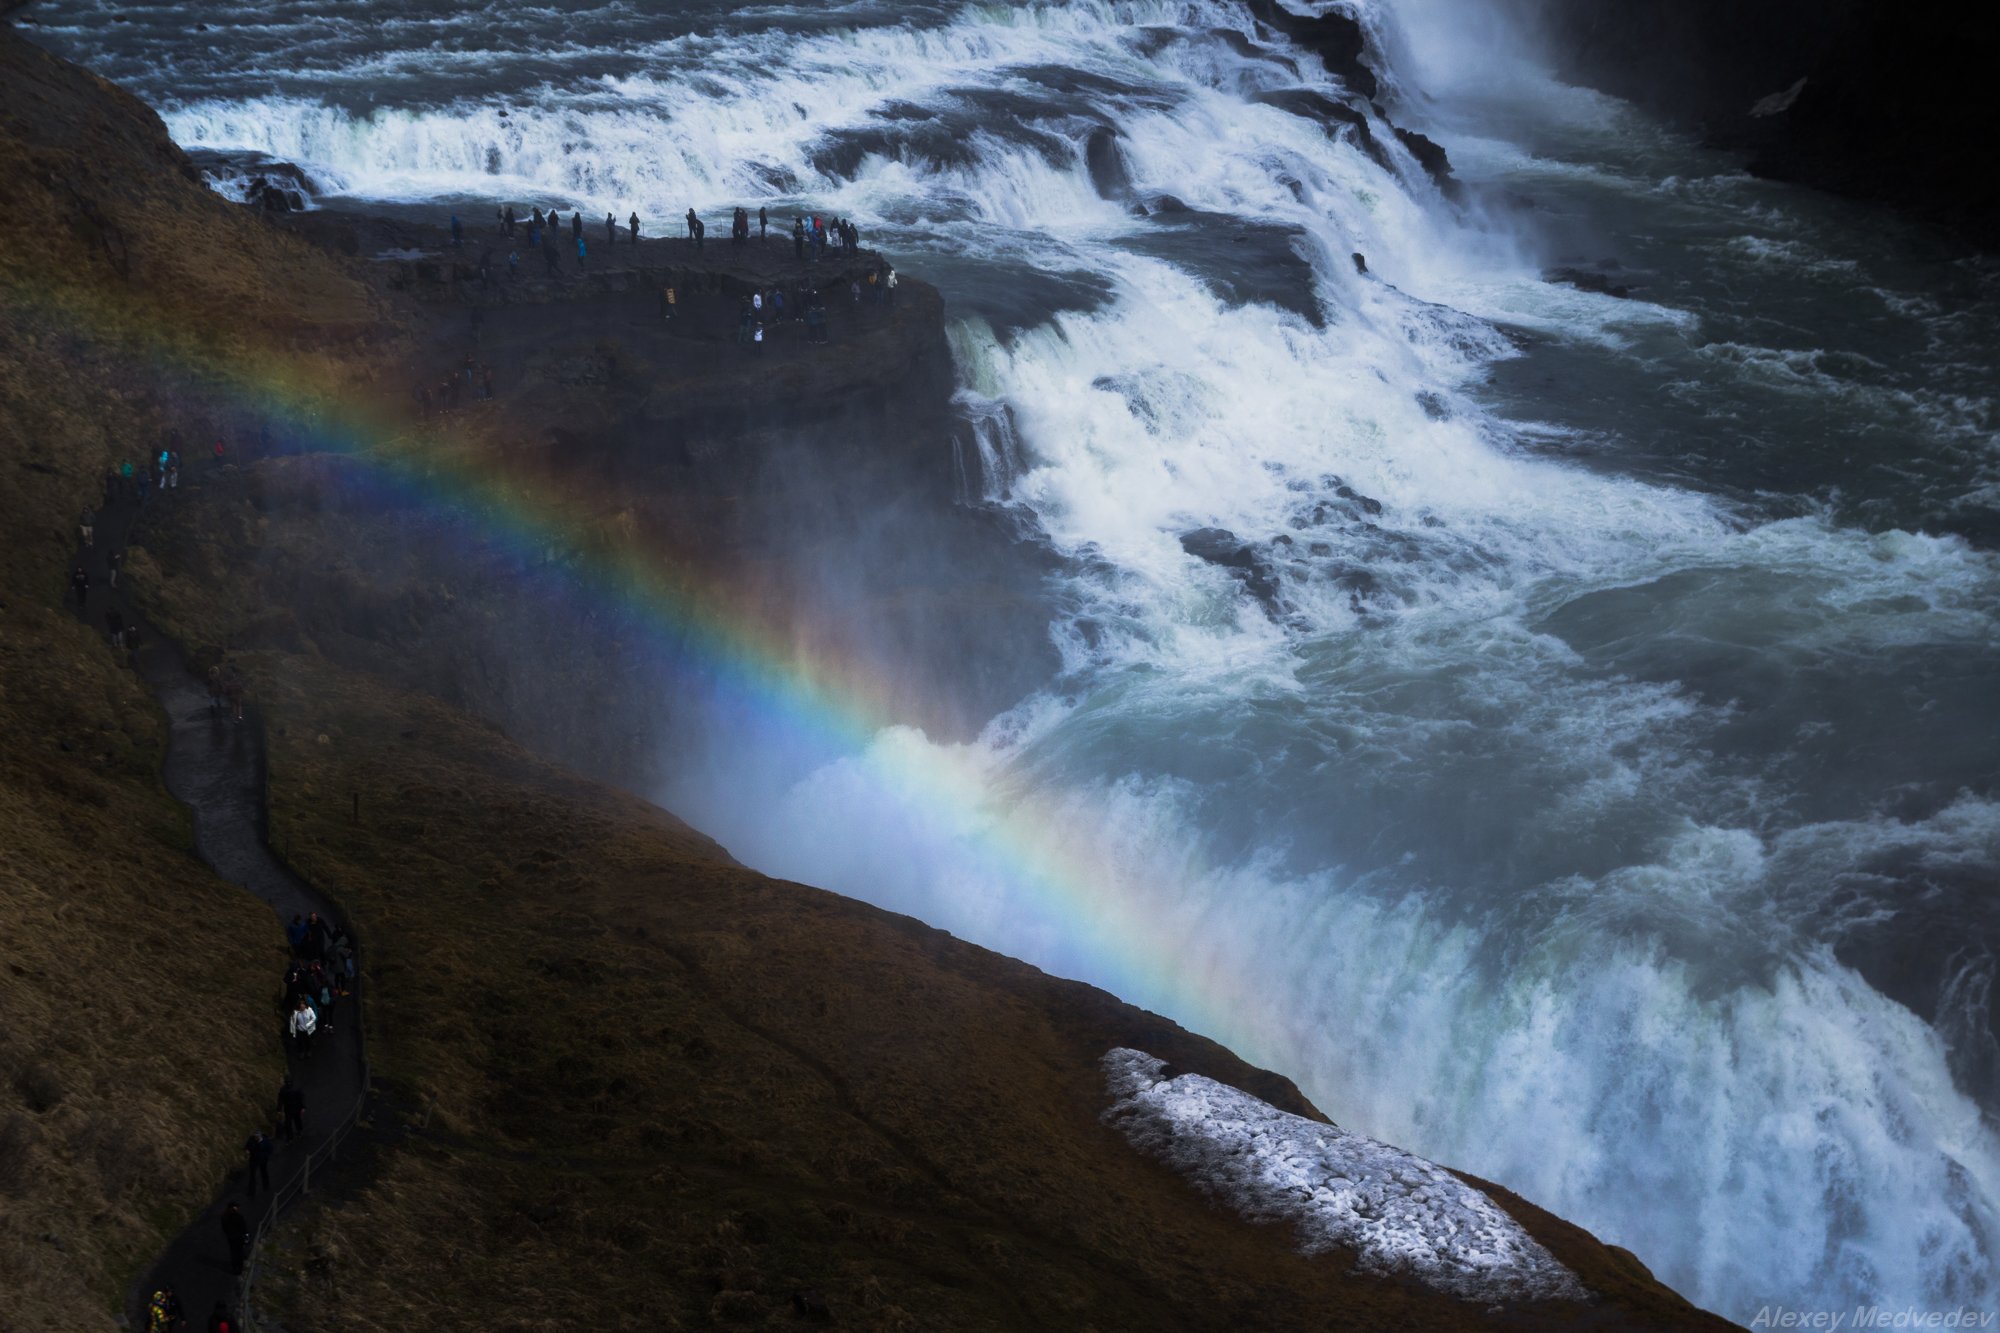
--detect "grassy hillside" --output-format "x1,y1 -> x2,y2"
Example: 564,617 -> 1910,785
0,27 -> 391,1330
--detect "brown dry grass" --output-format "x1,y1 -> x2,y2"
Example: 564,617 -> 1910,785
0,27 -> 396,1330
120,575 -> 1735,1331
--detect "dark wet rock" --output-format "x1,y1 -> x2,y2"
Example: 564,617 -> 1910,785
1243,0 -> 1378,98
1330,479 -> 1384,516
1327,564 -> 1383,612
1211,27 -> 1268,62
1416,390 -> 1451,421
1536,0 -> 1999,247
1180,526 -> 1281,609
1351,252 -> 1368,275
1084,125 -> 1132,200
1150,194 -> 1189,214
1251,88 -> 1391,171
1546,266 -> 1633,299
245,175 -> 292,212
1114,213 -> 1322,326
1393,127 -> 1459,196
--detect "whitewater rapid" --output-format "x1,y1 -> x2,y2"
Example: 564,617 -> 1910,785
25,0 -> 2000,1318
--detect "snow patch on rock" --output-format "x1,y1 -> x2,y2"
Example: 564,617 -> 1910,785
1102,1049 -> 1589,1304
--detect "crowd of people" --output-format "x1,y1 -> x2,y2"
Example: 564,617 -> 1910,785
74,433 -> 237,665
143,911 -> 357,1331
454,199 -> 874,275
721,258 -> 896,351
415,353 -> 497,418
76,470 -> 358,1333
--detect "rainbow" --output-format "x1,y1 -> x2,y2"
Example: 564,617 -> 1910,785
19,277 -> 1255,1054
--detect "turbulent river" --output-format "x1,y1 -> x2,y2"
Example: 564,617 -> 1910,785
27,0 -> 2000,1318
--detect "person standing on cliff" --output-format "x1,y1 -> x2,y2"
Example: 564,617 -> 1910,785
288,997 -> 317,1060
792,216 -> 805,260
242,1128 -> 273,1195
504,203 -> 516,236
758,204 -> 768,239
576,233 -> 588,268
277,1075 -> 305,1140
629,210 -> 640,243
220,1202 -> 250,1275
221,662 -> 245,723
570,210 -> 582,242
605,212 -> 616,247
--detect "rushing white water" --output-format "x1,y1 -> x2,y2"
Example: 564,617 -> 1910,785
26,0 -> 2000,1318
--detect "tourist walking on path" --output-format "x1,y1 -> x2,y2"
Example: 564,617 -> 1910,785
70,564 -> 89,606
146,1284 -> 185,1332
288,997 -> 317,1060
576,234 -> 588,268
242,1129 -> 273,1195
277,1075 -> 306,1141
629,210 -> 640,242
220,1203 -> 249,1275
570,210 -> 582,242
66,500 -> 370,1333
80,507 -> 95,547
220,662 -> 245,722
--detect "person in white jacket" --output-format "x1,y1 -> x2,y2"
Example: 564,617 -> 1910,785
288,996 -> 318,1060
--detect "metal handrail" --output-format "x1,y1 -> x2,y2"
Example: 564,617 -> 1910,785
232,1078 -> 369,1331
230,706 -> 373,1331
